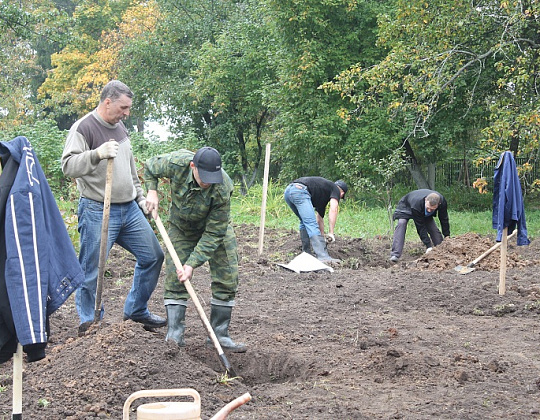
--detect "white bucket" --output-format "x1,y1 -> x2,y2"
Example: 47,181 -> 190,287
123,388 -> 201,420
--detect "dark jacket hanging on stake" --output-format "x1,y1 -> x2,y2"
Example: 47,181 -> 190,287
0,136 -> 84,363
492,151 -> 530,246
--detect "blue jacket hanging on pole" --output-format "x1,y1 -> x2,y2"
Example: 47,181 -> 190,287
492,151 -> 530,246
0,136 -> 84,362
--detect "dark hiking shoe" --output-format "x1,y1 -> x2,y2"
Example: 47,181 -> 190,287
123,313 -> 167,328
78,321 -> 93,337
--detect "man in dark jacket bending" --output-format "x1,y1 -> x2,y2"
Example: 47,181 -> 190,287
389,189 -> 450,262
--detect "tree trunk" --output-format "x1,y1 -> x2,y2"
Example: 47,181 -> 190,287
237,128 -> 248,195
458,156 -> 470,187
136,117 -> 144,133
239,109 -> 268,192
427,162 -> 436,190
402,138 -> 430,189
407,163 -> 430,189
509,133 -> 519,156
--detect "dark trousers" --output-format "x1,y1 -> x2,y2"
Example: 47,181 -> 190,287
391,218 -> 443,258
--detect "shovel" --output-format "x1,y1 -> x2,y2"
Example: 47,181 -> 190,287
454,230 -> 517,275
94,157 -> 114,322
153,214 -> 238,378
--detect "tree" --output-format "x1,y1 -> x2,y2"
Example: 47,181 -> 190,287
0,0 -> 70,129
117,0 -> 273,186
325,0 -> 540,187
190,1 -> 275,190
260,0 -> 386,184
118,0 -> 238,138
37,0 -> 140,126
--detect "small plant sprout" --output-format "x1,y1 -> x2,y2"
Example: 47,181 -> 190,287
37,398 -> 50,408
215,373 -> 240,385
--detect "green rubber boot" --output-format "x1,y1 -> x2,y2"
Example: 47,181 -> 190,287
300,228 -> 313,255
165,302 -> 187,347
310,234 -> 340,263
208,299 -> 247,353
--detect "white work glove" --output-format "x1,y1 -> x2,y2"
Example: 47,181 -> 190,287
425,247 -> 433,254
326,233 -> 336,243
96,141 -> 119,160
138,199 -> 150,215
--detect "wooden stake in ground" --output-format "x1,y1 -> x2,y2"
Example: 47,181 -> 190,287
258,143 -> 271,256
12,343 -> 22,420
94,157 -> 114,322
498,226 -> 508,295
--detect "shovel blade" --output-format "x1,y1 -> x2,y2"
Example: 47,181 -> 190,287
454,265 -> 475,275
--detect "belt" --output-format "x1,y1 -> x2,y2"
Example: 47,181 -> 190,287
290,182 -> 307,190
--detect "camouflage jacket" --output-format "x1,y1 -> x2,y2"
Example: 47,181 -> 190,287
143,149 -> 234,268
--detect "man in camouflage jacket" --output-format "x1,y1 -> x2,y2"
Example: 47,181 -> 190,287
144,147 -> 246,352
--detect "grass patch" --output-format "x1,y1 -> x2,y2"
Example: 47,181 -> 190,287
232,183 -> 540,240
57,181 -> 540,244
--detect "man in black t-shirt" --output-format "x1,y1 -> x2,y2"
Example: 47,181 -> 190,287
284,177 -> 347,263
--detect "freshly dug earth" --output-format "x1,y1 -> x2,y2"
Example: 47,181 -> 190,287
1,224 -> 539,419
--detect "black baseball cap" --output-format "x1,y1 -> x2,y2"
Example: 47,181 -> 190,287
335,180 -> 348,200
192,147 -> 223,184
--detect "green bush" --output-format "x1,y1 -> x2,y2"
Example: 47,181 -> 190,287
1,120 -> 69,196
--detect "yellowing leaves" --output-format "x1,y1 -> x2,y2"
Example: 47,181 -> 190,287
337,107 -> 351,121
40,1 -> 160,117
473,177 -> 488,194
118,1 -> 159,36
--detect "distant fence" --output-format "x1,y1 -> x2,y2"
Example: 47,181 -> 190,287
400,158 -> 540,189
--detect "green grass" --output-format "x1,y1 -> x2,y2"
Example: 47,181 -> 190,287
56,181 -> 540,244
231,183 -> 540,241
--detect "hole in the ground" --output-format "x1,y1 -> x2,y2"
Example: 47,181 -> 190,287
186,345 -> 314,385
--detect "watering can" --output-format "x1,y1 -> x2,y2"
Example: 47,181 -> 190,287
123,388 -> 252,420
123,388 -> 201,420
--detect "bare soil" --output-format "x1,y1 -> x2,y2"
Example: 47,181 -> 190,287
1,224 -> 539,419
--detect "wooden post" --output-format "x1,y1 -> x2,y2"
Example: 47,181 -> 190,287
498,227 -> 508,295
258,143 -> 271,256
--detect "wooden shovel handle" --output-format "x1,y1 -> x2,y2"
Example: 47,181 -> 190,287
468,229 -> 517,267
94,157 -> 114,321
154,215 -> 236,375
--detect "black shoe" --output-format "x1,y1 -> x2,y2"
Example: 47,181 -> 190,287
78,321 -> 93,336
123,313 -> 167,328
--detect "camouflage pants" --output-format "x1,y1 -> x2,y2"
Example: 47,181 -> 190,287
164,224 -> 239,301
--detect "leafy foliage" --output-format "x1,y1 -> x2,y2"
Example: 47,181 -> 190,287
0,0 -> 71,129
325,0 -> 540,187
3,0 -> 540,195
263,0 -> 384,183
0,119 -> 69,196
38,0 -> 155,125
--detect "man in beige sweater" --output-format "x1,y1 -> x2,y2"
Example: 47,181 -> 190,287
62,80 -> 165,333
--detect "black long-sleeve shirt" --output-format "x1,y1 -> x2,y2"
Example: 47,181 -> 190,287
393,189 -> 450,247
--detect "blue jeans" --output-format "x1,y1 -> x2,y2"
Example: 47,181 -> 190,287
76,198 -> 164,324
284,183 -> 321,237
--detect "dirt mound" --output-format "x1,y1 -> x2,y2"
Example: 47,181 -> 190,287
1,225 -> 539,419
409,233 -> 539,271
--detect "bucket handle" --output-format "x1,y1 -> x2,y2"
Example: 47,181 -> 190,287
123,388 -> 201,420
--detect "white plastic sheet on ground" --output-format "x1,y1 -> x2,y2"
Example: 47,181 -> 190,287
277,252 -> 334,273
